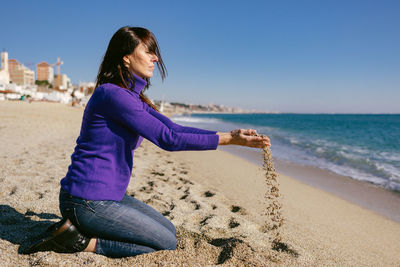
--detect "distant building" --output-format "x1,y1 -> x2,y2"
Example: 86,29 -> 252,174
53,73 -> 71,89
36,62 -> 54,83
0,51 -> 10,84
8,59 -> 35,85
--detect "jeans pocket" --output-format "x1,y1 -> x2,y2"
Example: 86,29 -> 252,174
80,199 -> 95,213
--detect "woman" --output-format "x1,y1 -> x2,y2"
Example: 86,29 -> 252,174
26,26 -> 270,258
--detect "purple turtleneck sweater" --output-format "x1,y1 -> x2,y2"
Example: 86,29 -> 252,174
61,74 -> 219,201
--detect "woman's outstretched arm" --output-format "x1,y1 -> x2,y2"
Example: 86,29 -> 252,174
217,129 -> 270,148
145,102 -> 271,149
145,105 -> 217,135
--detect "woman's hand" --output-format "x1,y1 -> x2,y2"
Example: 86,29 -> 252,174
217,129 -> 271,148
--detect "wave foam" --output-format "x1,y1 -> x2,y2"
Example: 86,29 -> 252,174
172,116 -> 220,124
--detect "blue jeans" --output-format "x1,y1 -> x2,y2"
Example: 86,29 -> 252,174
59,187 -> 177,258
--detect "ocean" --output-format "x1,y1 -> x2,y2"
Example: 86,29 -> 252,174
172,113 -> 400,192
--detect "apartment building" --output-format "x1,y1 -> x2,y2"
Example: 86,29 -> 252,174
36,62 -> 54,83
8,59 -> 35,85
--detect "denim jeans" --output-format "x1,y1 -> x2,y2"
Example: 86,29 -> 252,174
59,187 -> 177,258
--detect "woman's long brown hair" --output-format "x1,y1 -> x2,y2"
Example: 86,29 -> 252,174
95,26 -> 167,111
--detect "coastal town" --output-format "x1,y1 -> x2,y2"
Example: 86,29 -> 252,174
0,51 -> 249,114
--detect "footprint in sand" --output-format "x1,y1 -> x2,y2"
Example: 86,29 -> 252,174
184,188 -> 190,193
151,171 -> 165,176
162,202 -> 176,217
203,191 -> 215,197
180,194 -> 189,200
160,177 -> 169,182
190,200 -> 201,210
200,214 -> 214,227
139,186 -> 152,194
151,194 -> 161,200
9,186 -> 17,196
180,188 -> 192,200
162,210 -> 171,216
228,217 -> 240,229
230,205 -> 246,215
208,237 -> 245,265
230,205 -> 241,213
179,177 -> 194,185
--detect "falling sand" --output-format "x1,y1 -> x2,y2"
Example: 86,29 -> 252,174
258,134 -> 287,262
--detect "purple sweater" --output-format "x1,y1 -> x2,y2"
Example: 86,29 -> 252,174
61,74 -> 219,201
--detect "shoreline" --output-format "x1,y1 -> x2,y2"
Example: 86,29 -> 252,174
218,145 -> 400,223
171,112 -> 400,194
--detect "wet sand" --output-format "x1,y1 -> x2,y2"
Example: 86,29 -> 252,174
220,145 -> 400,223
1,101 -> 399,266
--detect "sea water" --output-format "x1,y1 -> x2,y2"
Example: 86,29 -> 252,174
172,113 -> 400,192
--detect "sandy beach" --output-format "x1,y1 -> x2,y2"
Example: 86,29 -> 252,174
1,100 -> 399,266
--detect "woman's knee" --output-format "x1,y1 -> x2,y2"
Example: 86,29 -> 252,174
164,232 -> 177,250
155,226 -> 177,251
167,221 -> 177,236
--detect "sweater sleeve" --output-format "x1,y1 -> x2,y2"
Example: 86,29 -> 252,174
102,88 -> 219,151
144,104 -> 217,135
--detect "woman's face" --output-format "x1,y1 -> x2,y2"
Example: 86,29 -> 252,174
123,42 -> 158,79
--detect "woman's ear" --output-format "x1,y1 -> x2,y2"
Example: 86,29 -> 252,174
123,55 -> 130,67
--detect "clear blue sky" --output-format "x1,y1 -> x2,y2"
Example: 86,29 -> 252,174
1,0 -> 399,113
